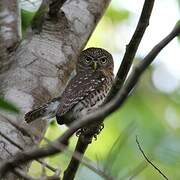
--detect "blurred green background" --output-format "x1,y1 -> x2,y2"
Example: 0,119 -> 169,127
7,0 -> 179,179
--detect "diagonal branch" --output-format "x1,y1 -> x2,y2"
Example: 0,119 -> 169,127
0,20 -> 179,178
105,0 -> 155,102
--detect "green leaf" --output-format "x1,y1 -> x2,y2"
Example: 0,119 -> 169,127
105,6 -> 130,23
0,97 -> 20,113
21,9 -> 35,33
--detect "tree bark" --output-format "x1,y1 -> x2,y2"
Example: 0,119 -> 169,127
0,0 -> 21,72
0,0 -> 110,179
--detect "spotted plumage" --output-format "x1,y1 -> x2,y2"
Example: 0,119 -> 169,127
25,47 -> 114,127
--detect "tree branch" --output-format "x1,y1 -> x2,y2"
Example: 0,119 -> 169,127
63,135 -> 91,180
105,0 -> 155,102
0,20 -> 179,178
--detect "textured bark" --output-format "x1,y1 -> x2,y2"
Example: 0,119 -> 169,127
0,0 -> 110,179
0,0 -> 21,72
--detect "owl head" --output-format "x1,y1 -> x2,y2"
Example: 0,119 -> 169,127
76,47 -> 114,74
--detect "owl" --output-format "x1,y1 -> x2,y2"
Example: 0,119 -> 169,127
25,47 -> 114,129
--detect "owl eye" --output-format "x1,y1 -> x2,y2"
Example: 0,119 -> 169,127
85,57 -> 92,64
100,58 -> 107,64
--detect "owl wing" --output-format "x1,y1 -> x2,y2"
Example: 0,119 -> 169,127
57,72 -> 104,117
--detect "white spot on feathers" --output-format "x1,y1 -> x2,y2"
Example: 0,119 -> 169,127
47,101 -> 60,112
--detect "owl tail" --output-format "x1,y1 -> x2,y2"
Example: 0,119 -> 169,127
24,97 -> 61,123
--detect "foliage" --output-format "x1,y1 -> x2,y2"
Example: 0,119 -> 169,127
105,6 -> 129,23
21,9 -> 35,33
0,97 -> 19,113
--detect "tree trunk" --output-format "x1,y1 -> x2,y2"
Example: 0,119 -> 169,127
0,0 -> 110,179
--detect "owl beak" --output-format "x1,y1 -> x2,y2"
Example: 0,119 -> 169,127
93,61 -> 97,70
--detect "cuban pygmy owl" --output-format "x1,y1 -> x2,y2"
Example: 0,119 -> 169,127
25,47 -> 114,127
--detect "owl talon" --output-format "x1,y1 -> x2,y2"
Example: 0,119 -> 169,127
76,129 -> 82,137
75,123 -> 104,141
93,134 -> 97,140
100,123 -> 104,131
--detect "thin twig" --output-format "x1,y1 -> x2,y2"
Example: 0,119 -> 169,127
0,22 -> 179,178
37,159 -> 59,174
136,136 -> 168,180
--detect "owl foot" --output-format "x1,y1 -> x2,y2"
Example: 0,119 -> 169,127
93,123 -> 104,140
75,123 -> 104,142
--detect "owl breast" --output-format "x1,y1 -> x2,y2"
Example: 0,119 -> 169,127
73,91 -> 104,119
72,78 -> 111,121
